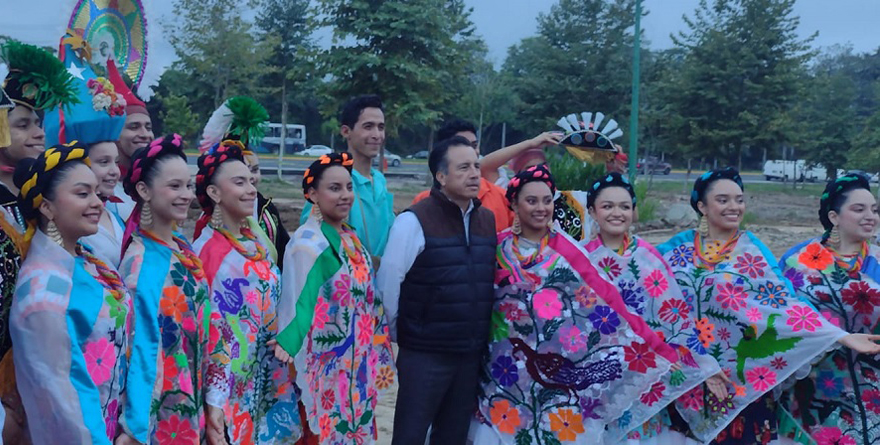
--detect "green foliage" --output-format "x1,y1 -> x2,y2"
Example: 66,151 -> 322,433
633,181 -> 657,223
545,149 -> 605,191
0,40 -> 79,109
159,94 -> 201,141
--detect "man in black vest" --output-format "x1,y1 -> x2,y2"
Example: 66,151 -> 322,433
377,135 -> 497,444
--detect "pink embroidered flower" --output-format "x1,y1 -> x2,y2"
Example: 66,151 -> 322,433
746,307 -> 762,322
813,426 -> 855,445
156,415 -> 198,444
862,389 -> 880,414
313,297 -> 330,329
84,337 -> 115,386
318,413 -> 333,439
574,286 -> 597,308
639,381 -> 666,406
499,302 -> 527,322
658,299 -> 689,323
181,317 -> 196,333
680,385 -> 704,410
245,290 -> 258,305
321,389 -> 335,410
715,282 -> 747,311
333,275 -> 352,306
733,252 -> 767,279
533,289 -> 563,319
643,270 -> 668,298
357,314 -> 373,346
785,305 -> 822,332
558,325 -> 585,353
597,257 -> 622,279
745,366 -> 776,392
820,310 -> 842,328
179,371 -> 194,395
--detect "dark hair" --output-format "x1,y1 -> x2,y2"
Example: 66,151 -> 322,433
586,172 -> 636,210
123,134 -> 188,202
436,119 -> 477,143
819,173 -> 872,237
195,141 -> 247,212
340,95 -> 384,129
302,152 -> 354,203
690,167 -> 743,216
429,135 -> 473,188
14,157 -> 85,223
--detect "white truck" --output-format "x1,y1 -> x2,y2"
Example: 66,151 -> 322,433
763,160 -> 827,182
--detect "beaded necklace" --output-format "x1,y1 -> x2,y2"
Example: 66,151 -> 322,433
79,243 -> 126,301
826,240 -> 869,272
693,230 -> 743,270
140,229 -> 206,280
512,231 -> 551,268
212,224 -> 267,262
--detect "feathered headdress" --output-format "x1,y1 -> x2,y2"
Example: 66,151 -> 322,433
199,96 -> 269,154
555,111 -> 624,164
0,40 -> 80,112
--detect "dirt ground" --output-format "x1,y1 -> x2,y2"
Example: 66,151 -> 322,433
173,177 -> 832,444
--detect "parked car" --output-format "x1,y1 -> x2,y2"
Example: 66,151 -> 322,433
299,145 -> 332,157
372,150 -> 402,167
408,150 -> 429,159
842,169 -> 880,183
637,157 -> 672,175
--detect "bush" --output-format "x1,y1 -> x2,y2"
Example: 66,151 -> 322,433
545,149 -> 606,191
634,181 -> 657,223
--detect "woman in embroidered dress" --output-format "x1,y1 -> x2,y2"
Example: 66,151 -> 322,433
582,173 -> 725,444
9,142 -> 132,443
273,153 -> 395,444
656,168 -> 880,445
776,174 -> 880,445
193,140 -> 302,444
471,165 -> 679,445
118,134 -> 210,444
83,140 -> 126,267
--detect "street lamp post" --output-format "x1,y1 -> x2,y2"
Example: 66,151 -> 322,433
628,0 -> 642,180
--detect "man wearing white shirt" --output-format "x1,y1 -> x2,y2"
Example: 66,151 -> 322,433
377,136 -> 497,445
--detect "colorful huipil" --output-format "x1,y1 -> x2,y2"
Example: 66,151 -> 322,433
277,218 -> 395,444
584,235 -> 722,441
193,225 -> 302,443
476,229 -> 678,445
10,230 -> 132,443
0,207 -> 21,362
778,239 -> 880,445
656,230 -> 846,443
119,230 -> 211,444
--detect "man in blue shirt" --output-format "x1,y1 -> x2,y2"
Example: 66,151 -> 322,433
300,95 -> 395,264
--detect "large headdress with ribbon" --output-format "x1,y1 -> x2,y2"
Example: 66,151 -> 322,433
555,111 -> 623,164
43,30 -> 127,147
199,97 -> 269,154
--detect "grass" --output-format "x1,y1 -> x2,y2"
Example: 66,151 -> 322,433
634,181 -> 658,222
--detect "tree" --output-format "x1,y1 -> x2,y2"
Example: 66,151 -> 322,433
166,0 -> 272,119
159,94 -> 201,142
664,0 -> 813,170
314,0 -> 481,137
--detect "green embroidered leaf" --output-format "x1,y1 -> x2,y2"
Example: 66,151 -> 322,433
710,343 -> 724,361
492,311 -> 510,342
314,332 -> 346,347
628,259 -> 640,281
537,388 -> 567,405
830,267 -> 850,286
646,319 -> 662,329
335,419 -> 352,435
546,267 -> 577,286
542,319 -> 564,340
358,410 -> 373,426
669,369 -> 686,386
541,430 -> 562,445
352,287 -> 365,297
587,330 -> 601,349
705,307 -> 739,324
515,430 -> 533,445
512,322 -> 534,337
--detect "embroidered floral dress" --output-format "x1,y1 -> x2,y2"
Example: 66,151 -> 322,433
277,218 -> 395,444
119,230 -> 211,444
778,239 -> 880,445
584,235 -> 722,442
194,225 -> 302,443
473,229 -> 678,445
10,230 -> 132,443
657,230 -> 847,444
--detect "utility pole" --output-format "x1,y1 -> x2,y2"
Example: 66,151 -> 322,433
628,0 -> 642,181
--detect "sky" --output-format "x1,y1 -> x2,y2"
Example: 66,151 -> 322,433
4,0 -> 879,95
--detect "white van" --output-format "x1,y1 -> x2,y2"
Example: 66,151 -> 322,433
763,160 -> 827,182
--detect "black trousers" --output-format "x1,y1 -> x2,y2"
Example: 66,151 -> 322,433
391,347 -> 483,445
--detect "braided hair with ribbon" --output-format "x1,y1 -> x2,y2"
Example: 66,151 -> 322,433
819,173 -> 872,242
194,139 -> 246,238
121,133 -> 187,252
586,172 -> 636,210
302,152 -> 354,203
690,167 -> 744,215
13,141 -> 90,255
505,164 -> 556,206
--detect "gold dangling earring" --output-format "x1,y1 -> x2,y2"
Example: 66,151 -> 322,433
512,215 -> 522,235
211,205 -> 223,228
698,215 -> 709,238
547,217 -> 555,232
312,204 -> 323,223
46,219 -> 63,246
141,201 -> 153,228
828,225 -> 841,249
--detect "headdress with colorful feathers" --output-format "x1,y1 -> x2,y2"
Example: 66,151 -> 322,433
199,97 -> 269,154
0,40 -> 80,112
555,111 -> 623,164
